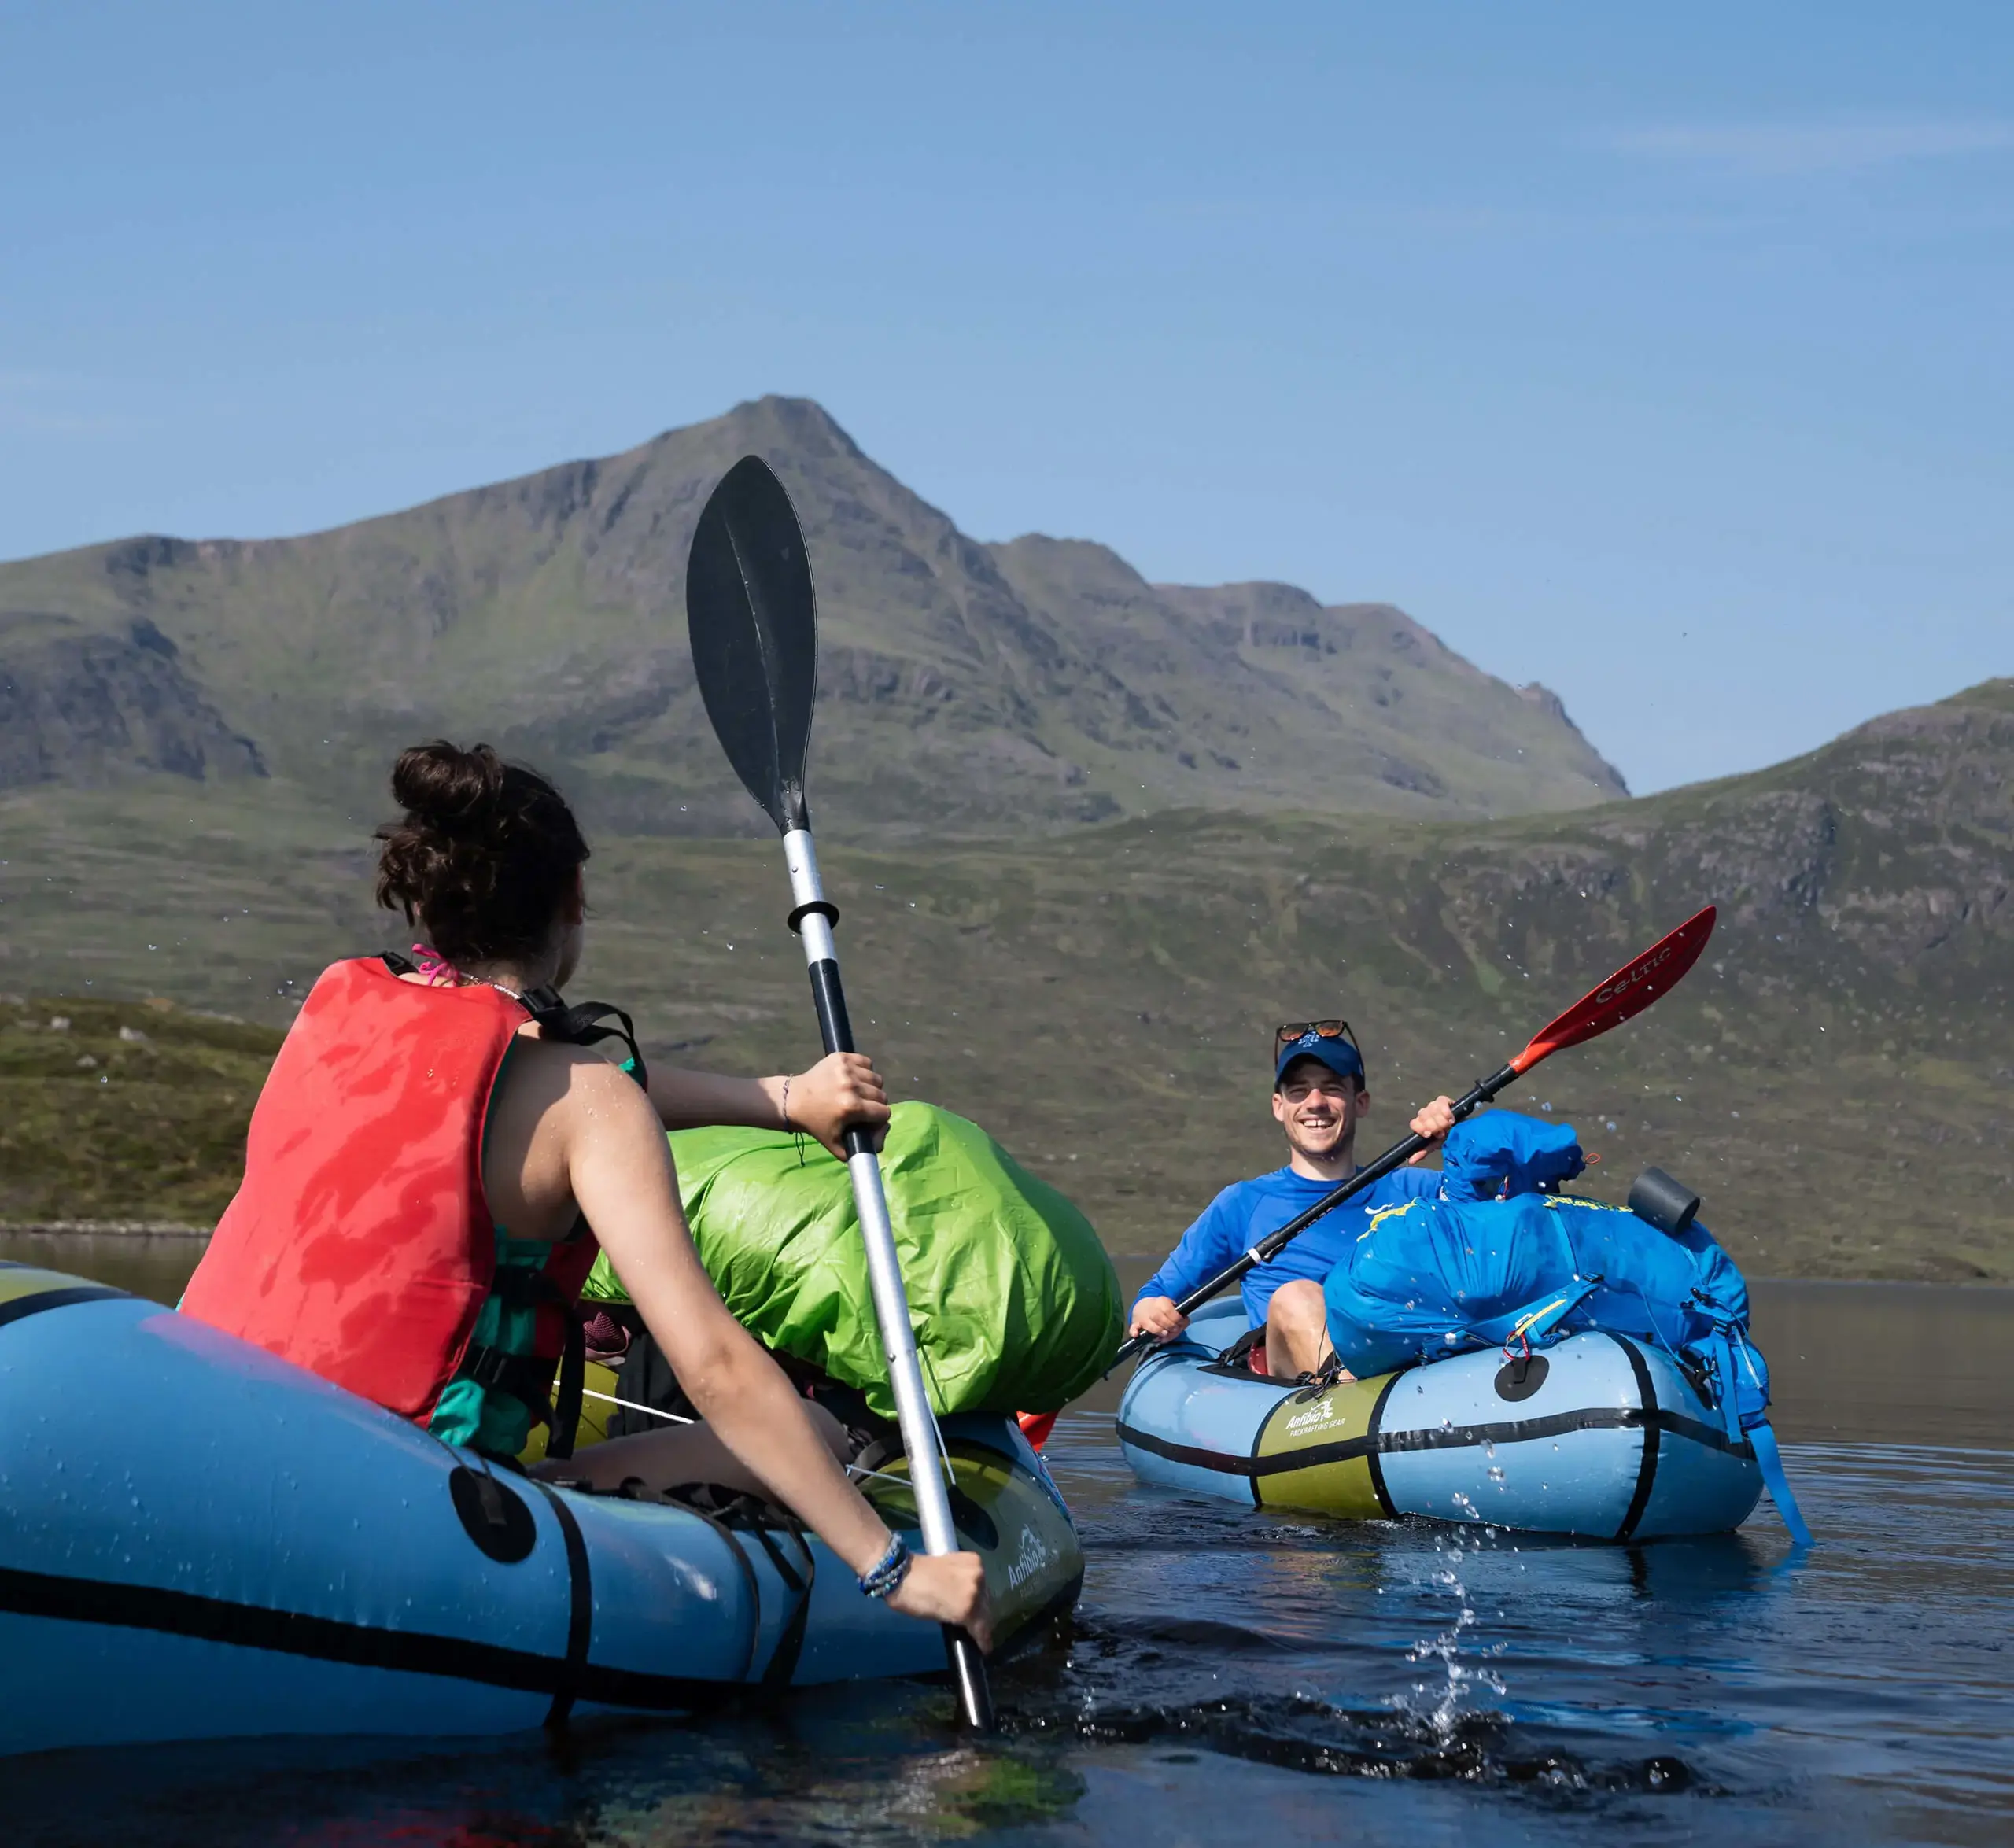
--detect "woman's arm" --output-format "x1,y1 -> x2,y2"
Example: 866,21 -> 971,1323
647,1053 -> 889,1159
563,1059 -> 988,1643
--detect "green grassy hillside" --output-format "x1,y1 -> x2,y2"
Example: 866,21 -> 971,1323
0,994 -> 282,1226
4,679 -> 2007,1279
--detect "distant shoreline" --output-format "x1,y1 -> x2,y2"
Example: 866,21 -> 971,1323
1,1220 -> 212,1239
6,1224 -> 2007,1291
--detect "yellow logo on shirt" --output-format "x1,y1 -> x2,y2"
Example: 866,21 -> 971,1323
1358,1199 -> 1426,1242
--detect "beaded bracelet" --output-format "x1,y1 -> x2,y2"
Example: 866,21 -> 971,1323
858,1533 -> 912,1599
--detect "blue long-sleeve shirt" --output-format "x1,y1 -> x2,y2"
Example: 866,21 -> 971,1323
1136,1163 -> 1445,1327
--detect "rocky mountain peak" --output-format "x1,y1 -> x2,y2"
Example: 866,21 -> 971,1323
0,397 -> 1629,833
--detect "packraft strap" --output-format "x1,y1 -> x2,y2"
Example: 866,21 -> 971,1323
1709,1315 -> 1809,1546
1708,1331 -> 1733,1439
1701,1318 -> 1753,1446
1748,1421 -> 1813,1547
745,1513 -> 818,1688
520,987 -> 649,1092
1217,1326 -> 1267,1373
679,1500 -> 765,1683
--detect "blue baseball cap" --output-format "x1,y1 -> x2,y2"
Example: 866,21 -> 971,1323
1274,1030 -> 1366,1090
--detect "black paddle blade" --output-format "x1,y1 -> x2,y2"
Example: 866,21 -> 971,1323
686,456 -> 818,834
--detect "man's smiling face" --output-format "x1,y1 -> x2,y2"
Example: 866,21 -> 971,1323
1271,1056 -> 1368,1163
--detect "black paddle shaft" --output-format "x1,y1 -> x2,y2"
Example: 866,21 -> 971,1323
1109,1060 -> 1520,1369
803,950 -> 879,1162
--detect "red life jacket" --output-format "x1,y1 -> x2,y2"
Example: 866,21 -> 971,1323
182,957 -> 600,1446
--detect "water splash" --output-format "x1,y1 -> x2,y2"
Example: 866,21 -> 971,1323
1392,1533 -> 1509,1741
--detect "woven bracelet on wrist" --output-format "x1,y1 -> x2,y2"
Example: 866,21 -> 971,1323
858,1533 -> 912,1599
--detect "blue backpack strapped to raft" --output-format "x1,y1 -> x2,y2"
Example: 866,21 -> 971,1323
1324,1114 -> 1811,1544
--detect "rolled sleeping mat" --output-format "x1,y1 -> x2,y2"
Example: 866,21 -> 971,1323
1628,1166 -> 1702,1238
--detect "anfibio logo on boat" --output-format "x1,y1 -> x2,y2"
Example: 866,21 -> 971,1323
1006,1524 -> 1055,1591
1285,1397 -> 1340,1434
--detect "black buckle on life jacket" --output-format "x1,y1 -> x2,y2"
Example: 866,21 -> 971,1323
463,1343 -> 550,1396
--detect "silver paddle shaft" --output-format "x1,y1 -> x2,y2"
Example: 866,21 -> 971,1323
783,828 -> 961,1562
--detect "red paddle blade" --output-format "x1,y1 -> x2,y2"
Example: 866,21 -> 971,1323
1509,906 -> 1717,1075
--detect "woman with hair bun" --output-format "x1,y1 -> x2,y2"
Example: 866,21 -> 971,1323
183,741 -> 990,1647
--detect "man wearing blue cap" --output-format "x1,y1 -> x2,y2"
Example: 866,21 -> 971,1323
1127,1021 -> 1456,1379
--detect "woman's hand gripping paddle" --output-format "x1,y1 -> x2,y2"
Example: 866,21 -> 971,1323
685,456 -> 996,1734
1109,905 -> 1719,1369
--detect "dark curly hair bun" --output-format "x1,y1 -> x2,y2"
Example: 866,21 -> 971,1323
374,741 -> 589,968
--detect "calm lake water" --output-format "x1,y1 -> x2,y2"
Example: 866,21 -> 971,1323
6,1234 -> 2011,1848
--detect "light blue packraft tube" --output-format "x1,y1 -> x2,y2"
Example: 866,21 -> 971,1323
0,1266 -> 1082,1759
1118,1298 -> 1769,1540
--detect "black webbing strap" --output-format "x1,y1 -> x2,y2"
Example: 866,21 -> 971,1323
527,1480 -> 594,1728
520,987 -> 649,1094
379,956 -> 647,1094
545,1306 -> 585,1463
473,1267 -> 587,1461
744,1515 -> 817,1690
1216,1326 -> 1266,1373
678,1501 -> 765,1684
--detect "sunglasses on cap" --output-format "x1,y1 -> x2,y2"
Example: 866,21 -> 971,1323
1274,1019 -> 1361,1057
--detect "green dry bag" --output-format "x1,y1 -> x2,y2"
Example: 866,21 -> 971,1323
582,1101 -> 1120,1419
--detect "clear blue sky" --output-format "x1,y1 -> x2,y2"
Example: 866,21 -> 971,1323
3,2 -> 2008,793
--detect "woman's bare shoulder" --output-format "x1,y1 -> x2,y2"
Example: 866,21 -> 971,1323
496,1034 -> 644,1114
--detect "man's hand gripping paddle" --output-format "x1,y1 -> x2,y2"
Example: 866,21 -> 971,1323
1109,905 -> 1719,1370
685,456 -> 996,1734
